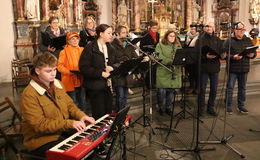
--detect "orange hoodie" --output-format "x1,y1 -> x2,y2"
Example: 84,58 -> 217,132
58,45 -> 84,91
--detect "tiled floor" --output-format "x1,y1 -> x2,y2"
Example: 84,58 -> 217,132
1,75 -> 260,159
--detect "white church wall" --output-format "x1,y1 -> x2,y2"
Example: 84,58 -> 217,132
96,0 -> 112,25
0,1 -> 15,83
238,0 -> 252,31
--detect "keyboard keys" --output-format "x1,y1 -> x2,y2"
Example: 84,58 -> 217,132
67,141 -> 77,145
72,136 -> 84,141
58,144 -> 71,151
80,133 -> 88,137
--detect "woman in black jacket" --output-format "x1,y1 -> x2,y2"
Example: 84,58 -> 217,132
79,16 -> 96,47
39,16 -> 66,80
79,24 -> 116,119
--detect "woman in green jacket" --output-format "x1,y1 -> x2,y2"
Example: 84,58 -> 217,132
155,30 -> 182,115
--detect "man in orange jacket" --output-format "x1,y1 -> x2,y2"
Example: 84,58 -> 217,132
58,32 -> 86,111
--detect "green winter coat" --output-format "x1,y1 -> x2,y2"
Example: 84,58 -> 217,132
155,42 -> 182,89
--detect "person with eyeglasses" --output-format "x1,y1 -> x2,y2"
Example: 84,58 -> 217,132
140,20 -> 160,89
79,16 -> 96,47
40,16 -> 66,80
111,25 -> 139,112
223,22 -> 256,114
57,32 -> 86,112
155,30 -> 182,115
197,22 -> 226,117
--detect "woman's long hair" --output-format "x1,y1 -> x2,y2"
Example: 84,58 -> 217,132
161,30 -> 181,46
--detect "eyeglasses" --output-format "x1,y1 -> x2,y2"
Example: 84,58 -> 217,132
204,25 -> 213,28
69,37 -> 79,41
236,28 -> 246,31
168,35 -> 175,38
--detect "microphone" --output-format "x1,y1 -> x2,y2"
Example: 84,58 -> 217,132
220,22 -> 230,25
113,35 -> 131,40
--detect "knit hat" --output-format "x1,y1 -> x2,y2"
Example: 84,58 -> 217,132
66,32 -> 80,43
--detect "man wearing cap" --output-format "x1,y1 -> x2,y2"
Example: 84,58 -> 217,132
197,22 -> 226,116
223,22 -> 256,114
58,32 -> 86,112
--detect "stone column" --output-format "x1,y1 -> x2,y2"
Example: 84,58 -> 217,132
41,0 -> 49,21
16,0 -> 25,21
73,0 -> 79,24
186,0 -> 192,28
201,0 -> 206,23
134,0 -> 140,31
64,0 -> 73,25
171,0 -> 176,23
112,0 -> 117,29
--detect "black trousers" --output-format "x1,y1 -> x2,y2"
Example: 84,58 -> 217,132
87,87 -> 113,120
186,64 -> 198,89
30,129 -> 76,157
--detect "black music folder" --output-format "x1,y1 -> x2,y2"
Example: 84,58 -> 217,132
41,32 -> 66,50
173,48 -> 197,65
239,45 -> 258,56
111,57 -> 143,77
201,45 -> 219,56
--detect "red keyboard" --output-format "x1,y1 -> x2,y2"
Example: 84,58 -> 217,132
46,114 -> 131,160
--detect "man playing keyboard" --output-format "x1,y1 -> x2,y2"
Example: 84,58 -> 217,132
20,52 -> 96,157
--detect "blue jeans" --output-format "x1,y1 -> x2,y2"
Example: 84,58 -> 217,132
226,72 -> 247,109
115,87 -> 128,111
199,72 -> 219,110
67,87 -> 86,112
157,88 -> 174,111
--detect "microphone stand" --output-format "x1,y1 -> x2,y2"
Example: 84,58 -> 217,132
126,39 -> 173,136
169,31 -> 216,160
199,22 -> 245,159
126,39 -> 181,150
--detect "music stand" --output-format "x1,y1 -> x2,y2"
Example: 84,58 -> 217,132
105,106 -> 130,160
172,48 -> 203,125
110,58 -> 143,78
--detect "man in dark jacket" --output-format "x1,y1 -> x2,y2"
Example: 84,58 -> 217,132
140,20 -> 160,89
223,22 -> 256,114
111,25 -> 139,111
197,22 -> 225,116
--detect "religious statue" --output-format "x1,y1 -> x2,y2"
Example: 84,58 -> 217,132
159,17 -> 169,36
249,0 -> 260,25
117,0 -> 129,26
218,0 -> 232,9
192,0 -> 201,23
25,0 -> 40,21
84,0 -> 98,11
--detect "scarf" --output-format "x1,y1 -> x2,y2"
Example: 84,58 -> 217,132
185,31 -> 199,47
148,28 -> 157,44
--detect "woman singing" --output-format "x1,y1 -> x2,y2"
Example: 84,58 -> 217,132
79,24 -> 116,119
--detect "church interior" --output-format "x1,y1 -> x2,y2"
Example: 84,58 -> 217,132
1,0 -> 260,160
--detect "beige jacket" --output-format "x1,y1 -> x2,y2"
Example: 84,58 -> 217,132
20,79 -> 86,151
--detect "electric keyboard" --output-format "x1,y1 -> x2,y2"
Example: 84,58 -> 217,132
46,114 -> 114,160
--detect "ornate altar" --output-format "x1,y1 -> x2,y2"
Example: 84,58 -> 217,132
12,0 -> 100,60
112,0 -> 202,34
82,0 -> 100,24
212,0 -> 239,39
